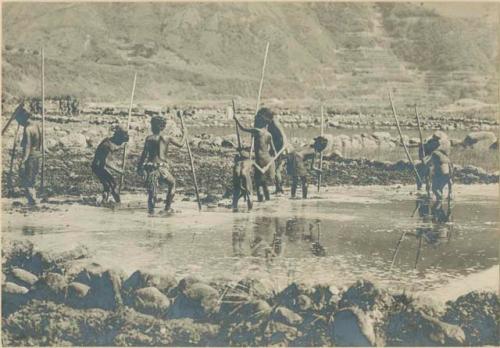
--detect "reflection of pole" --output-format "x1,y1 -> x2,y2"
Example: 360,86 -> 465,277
414,235 -> 423,269
390,229 -> 408,270
250,42 -> 270,159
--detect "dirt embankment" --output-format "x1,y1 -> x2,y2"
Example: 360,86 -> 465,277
2,111 -> 498,198
2,240 -> 498,346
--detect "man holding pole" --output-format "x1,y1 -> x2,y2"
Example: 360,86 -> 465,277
137,115 -> 185,215
91,125 -> 129,205
14,105 -> 43,206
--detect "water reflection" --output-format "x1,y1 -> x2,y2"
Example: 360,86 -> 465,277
391,197 -> 454,270
232,216 -> 327,258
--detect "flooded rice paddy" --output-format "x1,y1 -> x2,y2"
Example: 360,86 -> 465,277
2,184 -> 498,300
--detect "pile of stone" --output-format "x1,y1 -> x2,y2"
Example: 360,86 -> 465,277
2,241 -> 498,346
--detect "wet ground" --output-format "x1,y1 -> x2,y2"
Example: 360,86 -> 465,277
2,184 -> 497,301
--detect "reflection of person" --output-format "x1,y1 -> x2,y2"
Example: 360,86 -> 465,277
15,104 -> 43,205
415,198 -> 452,246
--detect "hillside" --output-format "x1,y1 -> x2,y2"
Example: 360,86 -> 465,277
2,2 -> 498,108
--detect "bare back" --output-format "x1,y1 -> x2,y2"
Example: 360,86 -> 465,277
21,122 -> 42,155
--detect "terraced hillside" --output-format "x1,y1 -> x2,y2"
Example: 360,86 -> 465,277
2,2 -> 498,109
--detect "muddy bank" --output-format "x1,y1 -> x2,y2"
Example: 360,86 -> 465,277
2,241 -> 498,346
1,142 -> 497,199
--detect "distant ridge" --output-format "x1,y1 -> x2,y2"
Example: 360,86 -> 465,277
2,2 -> 498,108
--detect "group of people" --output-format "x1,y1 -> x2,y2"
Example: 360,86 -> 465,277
10,104 -> 454,213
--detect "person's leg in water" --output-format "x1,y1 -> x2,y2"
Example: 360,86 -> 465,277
232,163 -> 242,211
291,176 -> 298,198
274,158 -> 285,194
22,156 -> 40,206
93,167 -> 111,203
161,168 -> 176,211
262,183 -> 270,201
301,176 -> 308,199
146,167 -> 159,215
255,171 -> 264,202
432,174 -> 449,202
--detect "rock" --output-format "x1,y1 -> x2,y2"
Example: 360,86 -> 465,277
339,280 -> 393,312
372,132 -> 391,142
211,136 -> 223,147
275,282 -> 314,311
133,287 -> 171,317
489,141 -> 498,150
272,306 -> 303,326
462,131 -> 497,148
59,133 -> 88,148
263,320 -> 299,345
169,282 -> 219,320
122,270 -> 176,300
66,282 -> 91,308
74,265 -> 123,310
330,307 -> 379,346
386,305 -> 465,346
443,291 -> 499,346
2,282 -> 30,317
31,272 -> 68,302
10,268 -> 38,288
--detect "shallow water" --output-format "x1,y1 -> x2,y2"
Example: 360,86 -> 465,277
2,185 -> 498,297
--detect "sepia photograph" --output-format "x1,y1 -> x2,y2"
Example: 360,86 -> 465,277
1,1 -> 498,346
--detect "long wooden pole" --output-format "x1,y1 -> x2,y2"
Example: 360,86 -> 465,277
2,111 -> 17,135
317,105 -> 324,192
388,92 -> 422,183
232,99 -> 242,153
118,72 -> 137,193
41,48 -> 46,194
415,105 -> 425,160
178,112 -> 202,211
250,42 -> 270,159
8,124 -> 21,196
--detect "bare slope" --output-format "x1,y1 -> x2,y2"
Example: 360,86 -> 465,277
2,2 -> 498,107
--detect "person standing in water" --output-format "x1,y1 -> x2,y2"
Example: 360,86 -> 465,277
137,115 -> 185,215
91,125 -> 129,205
15,104 -> 43,205
234,108 -> 276,202
254,108 -> 289,194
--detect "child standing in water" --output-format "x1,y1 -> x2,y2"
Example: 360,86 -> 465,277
91,125 -> 129,204
137,116 -> 185,215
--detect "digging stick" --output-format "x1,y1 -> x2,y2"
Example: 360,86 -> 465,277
118,72 -> 137,193
250,42 -> 270,160
317,105 -> 325,192
232,99 -> 242,153
178,112 -> 202,211
41,47 -> 46,193
7,124 -> 21,196
388,92 -> 422,184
